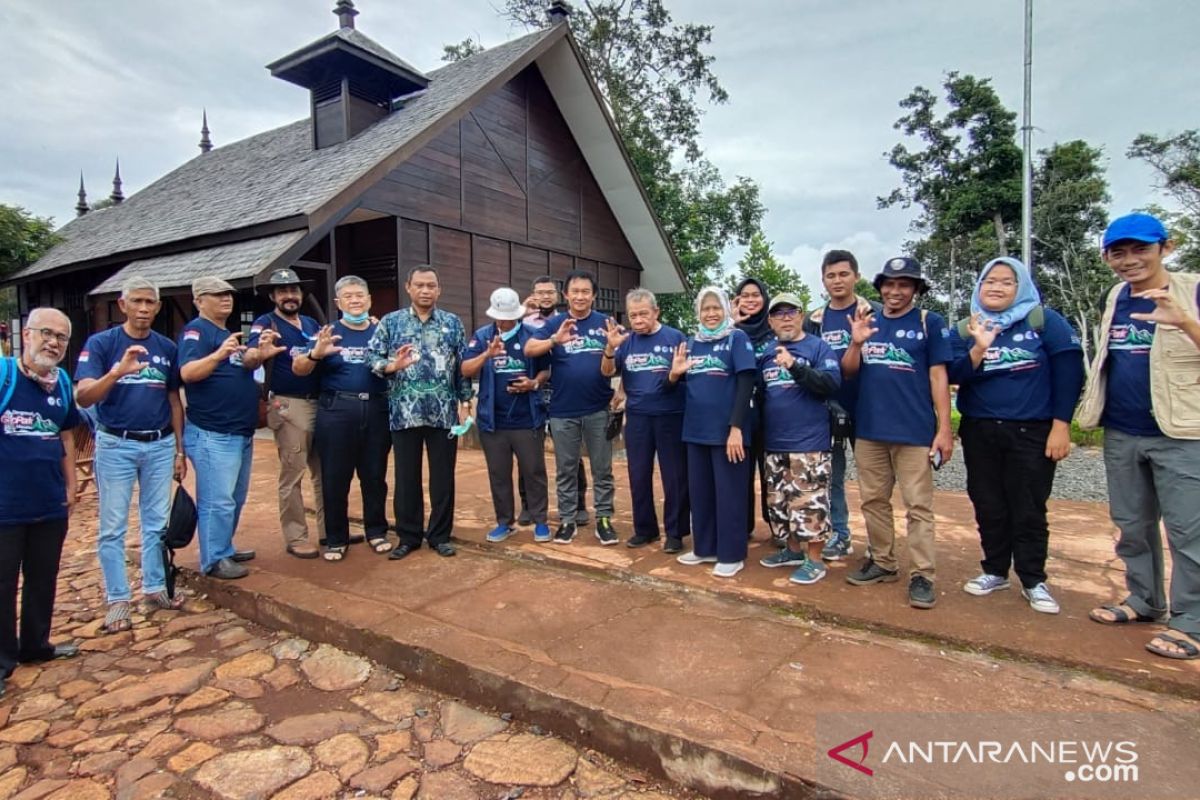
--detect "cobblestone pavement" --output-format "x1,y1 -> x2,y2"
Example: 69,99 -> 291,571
0,496 -> 704,800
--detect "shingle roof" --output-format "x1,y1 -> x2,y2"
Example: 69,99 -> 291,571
13,26 -> 557,281
88,231 -> 306,295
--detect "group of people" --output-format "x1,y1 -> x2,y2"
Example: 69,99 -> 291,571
2,213 -> 1199,701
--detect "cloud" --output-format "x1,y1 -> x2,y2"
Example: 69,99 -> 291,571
776,231 -> 901,298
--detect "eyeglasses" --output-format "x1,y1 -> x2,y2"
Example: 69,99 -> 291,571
32,328 -> 70,345
982,279 -> 1017,288
769,308 -> 800,319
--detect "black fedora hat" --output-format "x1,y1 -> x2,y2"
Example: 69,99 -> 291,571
260,268 -> 313,292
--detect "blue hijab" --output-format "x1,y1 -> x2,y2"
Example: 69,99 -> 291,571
971,257 -> 1040,331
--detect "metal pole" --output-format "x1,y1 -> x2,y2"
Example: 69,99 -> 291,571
1021,0 -> 1034,274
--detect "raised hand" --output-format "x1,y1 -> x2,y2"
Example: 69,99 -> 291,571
966,312 -> 1000,350
552,317 -> 577,346
669,341 -> 692,380
730,295 -> 749,323
773,344 -> 795,369
1130,289 -> 1194,328
310,325 -> 343,359
113,345 -> 150,378
255,328 -> 287,360
387,343 -> 419,374
214,332 -> 244,361
850,306 -> 878,345
522,295 -> 539,314
604,318 -> 629,351
486,335 -> 505,358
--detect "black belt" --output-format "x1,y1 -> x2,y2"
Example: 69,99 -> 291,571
324,391 -> 383,401
98,424 -> 173,442
270,392 -> 319,400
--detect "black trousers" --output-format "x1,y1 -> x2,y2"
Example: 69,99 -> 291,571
960,417 -> 1057,588
745,407 -> 770,535
316,393 -> 391,548
0,518 -> 68,678
480,427 -> 549,526
392,426 -> 458,548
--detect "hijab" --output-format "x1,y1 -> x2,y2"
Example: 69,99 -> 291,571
693,286 -> 734,342
970,257 -> 1040,331
734,277 -> 773,346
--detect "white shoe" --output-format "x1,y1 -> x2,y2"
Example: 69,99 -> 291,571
963,573 -> 1011,596
712,561 -> 744,578
1022,583 -> 1060,614
676,551 -> 718,566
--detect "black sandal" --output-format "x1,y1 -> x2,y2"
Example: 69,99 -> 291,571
1088,604 -> 1163,625
322,545 -> 348,562
1145,632 -> 1200,660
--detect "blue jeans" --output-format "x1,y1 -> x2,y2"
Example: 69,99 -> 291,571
183,423 -> 253,573
830,438 -> 851,540
95,431 -> 176,602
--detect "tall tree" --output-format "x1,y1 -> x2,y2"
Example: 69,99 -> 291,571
0,204 -> 59,328
451,1 -> 765,327
1129,130 -> 1200,271
724,231 -> 811,307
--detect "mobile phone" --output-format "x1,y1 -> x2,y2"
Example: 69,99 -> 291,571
930,450 -> 944,470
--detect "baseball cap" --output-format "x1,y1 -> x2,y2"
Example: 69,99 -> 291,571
486,287 -> 525,321
192,277 -> 236,297
1103,213 -> 1168,249
768,292 -> 806,313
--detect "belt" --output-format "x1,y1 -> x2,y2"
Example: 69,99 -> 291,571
270,392 -> 319,400
324,391 -> 382,401
98,424 -> 173,442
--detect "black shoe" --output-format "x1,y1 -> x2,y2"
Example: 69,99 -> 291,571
595,517 -> 619,546
52,643 -> 80,660
517,509 -> 534,526
230,550 -> 256,563
845,558 -> 899,586
388,544 -> 417,561
626,533 -> 660,549
663,536 -> 684,554
553,523 -> 577,544
434,542 -> 457,557
909,575 -> 937,609
206,558 -> 249,580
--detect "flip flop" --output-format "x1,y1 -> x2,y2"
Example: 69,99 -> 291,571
100,601 -> 133,634
1145,632 -> 1200,661
1088,604 -> 1164,625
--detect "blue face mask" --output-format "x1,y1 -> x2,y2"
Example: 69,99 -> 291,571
342,311 -> 369,324
448,416 -> 474,439
498,324 -> 520,342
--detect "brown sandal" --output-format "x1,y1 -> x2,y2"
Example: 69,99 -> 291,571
144,591 -> 186,611
100,601 -> 133,634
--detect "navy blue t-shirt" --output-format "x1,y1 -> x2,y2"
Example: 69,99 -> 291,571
1102,285 -> 1164,436
0,367 -> 80,525
951,311 -> 1082,422
248,313 -> 320,397
463,326 -> 548,430
74,327 -> 179,431
855,308 -> 952,447
614,325 -> 687,416
315,321 -> 386,395
817,304 -> 860,417
533,311 -> 614,417
681,329 -> 757,446
178,318 -> 259,436
758,335 -> 842,453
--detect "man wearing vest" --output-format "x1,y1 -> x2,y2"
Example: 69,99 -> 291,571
248,268 -> 324,559
1079,213 -> 1200,661
0,308 -> 81,699
76,278 -> 187,634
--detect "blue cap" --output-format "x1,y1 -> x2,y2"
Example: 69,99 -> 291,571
1103,213 -> 1168,249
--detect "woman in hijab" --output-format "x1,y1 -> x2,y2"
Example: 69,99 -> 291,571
669,287 -> 758,577
948,257 -> 1084,615
733,278 -> 774,541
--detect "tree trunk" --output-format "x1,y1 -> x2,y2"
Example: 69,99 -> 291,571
993,211 -> 1008,257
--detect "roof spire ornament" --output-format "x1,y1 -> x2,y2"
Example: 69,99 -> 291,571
334,0 -> 358,29
547,0 -> 571,24
110,159 -> 125,205
75,172 -> 89,217
199,109 -> 213,153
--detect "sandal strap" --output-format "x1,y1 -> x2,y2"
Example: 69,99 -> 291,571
1155,632 -> 1200,656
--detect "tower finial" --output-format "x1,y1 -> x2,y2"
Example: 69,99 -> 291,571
547,0 -> 571,24
110,159 -> 124,205
199,109 -> 213,153
76,172 -> 89,217
334,0 -> 358,29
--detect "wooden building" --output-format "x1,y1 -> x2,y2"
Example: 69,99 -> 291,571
4,0 -> 684,349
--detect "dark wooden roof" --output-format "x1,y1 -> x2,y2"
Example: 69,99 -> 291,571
11,27 -> 557,282
267,27 -> 430,97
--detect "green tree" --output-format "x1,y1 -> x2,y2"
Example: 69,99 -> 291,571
441,37 -> 484,63
852,277 -> 880,303
1128,130 -> 1200,271
1031,140 -> 1111,368
452,1 -> 765,328
724,232 -> 811,307
0,204 -> 59,329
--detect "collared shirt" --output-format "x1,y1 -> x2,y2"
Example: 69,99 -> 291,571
367,307 -> 471,430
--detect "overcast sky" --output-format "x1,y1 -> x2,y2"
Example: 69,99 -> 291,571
2,0 -> 1197,291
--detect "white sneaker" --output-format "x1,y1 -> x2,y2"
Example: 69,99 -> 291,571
1022,583 -> 1060,614
676,551 -> 718,566
963,574 -> 1011,596
712,561 -> 744,578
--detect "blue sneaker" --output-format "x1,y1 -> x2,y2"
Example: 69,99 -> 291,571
486,525 -> 514,543
759,548 -> 807,568
533,523 -> 552,543
789,558 -> 827,585
821,535 -> 852,561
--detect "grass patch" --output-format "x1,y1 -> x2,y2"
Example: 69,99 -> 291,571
947,408 -> 1103,446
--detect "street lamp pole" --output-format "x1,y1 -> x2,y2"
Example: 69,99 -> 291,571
1021,0 -> 1034,274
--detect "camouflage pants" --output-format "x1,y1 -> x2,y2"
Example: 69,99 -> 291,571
764,451 -> 832,546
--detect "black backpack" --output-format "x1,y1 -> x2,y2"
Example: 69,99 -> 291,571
162,482 -> 198,598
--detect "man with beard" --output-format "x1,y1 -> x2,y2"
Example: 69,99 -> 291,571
248,269 -> 324,559
601,288 -> 689,552
0,308 -> 82,698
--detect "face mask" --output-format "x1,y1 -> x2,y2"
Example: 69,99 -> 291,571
342,311 -> 369,324
448,416 -> 474,439
499,325 -> 520,342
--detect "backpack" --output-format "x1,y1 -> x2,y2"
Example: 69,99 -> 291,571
955,305 -> 1044,339
0,357 -> 72,416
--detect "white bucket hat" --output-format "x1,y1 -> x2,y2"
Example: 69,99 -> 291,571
486,287 -> 525,321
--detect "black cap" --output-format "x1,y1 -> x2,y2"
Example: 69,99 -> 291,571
873,256 -> 929,293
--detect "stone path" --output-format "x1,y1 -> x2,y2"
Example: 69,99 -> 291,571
0,497 -> 703,800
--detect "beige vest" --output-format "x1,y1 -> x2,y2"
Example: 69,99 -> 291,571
1077,272 -> 1200,439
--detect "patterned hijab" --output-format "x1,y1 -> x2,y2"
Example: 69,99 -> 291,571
693,286 -> 734,342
